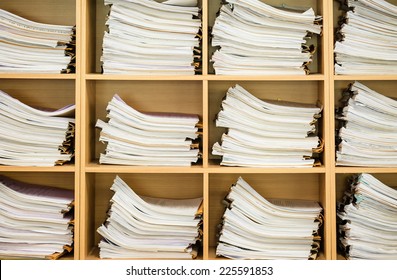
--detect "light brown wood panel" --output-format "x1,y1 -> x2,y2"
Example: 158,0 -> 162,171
0,79 -> 75,110
0,0 -> 76,26
82,173 -> 203,259
208,173 -> 324,250
0,172 -> 75,191
208,81 -> 323,161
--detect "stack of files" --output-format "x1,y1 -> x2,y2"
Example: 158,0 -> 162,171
97,176 -> 203,259
336,81 -> 397,167
216,177 -> 322,259
101,0 -> 201,75
0,90 -> 75,167
211,0 -> 322,75
212,84 -> 323,167
334,0 -> 397,75
96,94 -> 201,166
337,173 -> 397,259
0,9 -> 75,73
0,175 -> 74,259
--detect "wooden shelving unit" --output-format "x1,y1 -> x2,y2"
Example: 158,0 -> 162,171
1,0 -> 396,261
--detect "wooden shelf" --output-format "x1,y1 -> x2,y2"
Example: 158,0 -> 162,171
1,0 -> 396,261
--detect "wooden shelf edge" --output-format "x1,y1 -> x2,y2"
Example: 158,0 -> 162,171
0,165 -> 76,173
84,73 -> 204,81
333,75 -> 397,81
335,167 -> 397,174
0,73 -> 76,80
83,163 -> 204,173
206,74 -> 326,81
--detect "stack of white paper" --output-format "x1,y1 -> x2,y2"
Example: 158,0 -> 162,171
97,176 -> 202,259
0,90 -> 75,166
336,81 -> 397,167
216,177 -> 322,259
211,0 -> 322,75
96,94 -> 200,166
334,0 -> 397,74
0,176 -> 74,259
101,0 -> 201,75
212,84 -> 322,167
0,9 -> 75,73
338,173 -> 397,259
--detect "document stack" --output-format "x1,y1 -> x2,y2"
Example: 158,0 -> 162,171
96,94 -> 201,166
336,81 -> 397,167
337,173 -> 397,259
97,176 -> 203,259
0,175 -> 74,259
334,0 -> 397,75
211,0 -> 322,75
102,0 -> 201,75
216,177 -> 322,259
0,90 -> 75,167
212,84 -> 323,167
0,9 -> 75,73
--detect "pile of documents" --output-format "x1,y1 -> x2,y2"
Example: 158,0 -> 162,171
96,94 -> 201,166
212,84 -> 323,167
0,9 -> 75,73
337,173 -> 397,259
211,0 -> 322,75
0,90 -> 75,166
216,177 -> 322,259
102,0 -> 201,75
0,175 -> 74,259
97,176 -> 203,259
334,0 -> 397,74
336,81 -> 397,167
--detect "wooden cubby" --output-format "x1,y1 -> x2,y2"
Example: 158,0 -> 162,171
1,0 -> 396,261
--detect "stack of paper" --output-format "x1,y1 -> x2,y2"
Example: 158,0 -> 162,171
0,175 -> 74,259
337,173 -> 397,259
97,176 -> 203,259
101,0 -> 201,75
96,94 -> 201,166
334,0 -> 397,74
336,81 -> 397,167
211,0 -> 322,75
212,84 -> 323,167
216,177 -> 322,259
0,9 -> 75,73
0,90 -> 75,166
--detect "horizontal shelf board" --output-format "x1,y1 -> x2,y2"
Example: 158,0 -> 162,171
207,160 -> 326,174
0,73 -> 76,80
335,167 -> 397,174
84,74 -> 204,81
84,163 -> 204,173
206,74 -> 325,81
0,165 -> 76,172
333,75 -> 397,81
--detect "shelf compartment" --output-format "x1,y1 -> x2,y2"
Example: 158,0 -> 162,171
82,80 -> 203,167
81,172 -> 204,260
208,173 -> 329,259
83,0 -> 203,75
208,80 -> 327,167
0,171 -> 77,260
207,0 -> 326,75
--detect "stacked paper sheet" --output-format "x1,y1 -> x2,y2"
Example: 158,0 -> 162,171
0,90 -> 75,166
216,177 -> 322,259
334,0 -> 397,74
337,173 -> 397,259
96,94 -> 201,166
212,84 -> 323,167
0,176 -> 74,259
336,81 -> 397,167
211,0 -> 322,75
97,176 -> 203,259
0,9 -> 75,73
101,0 -> 201,75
